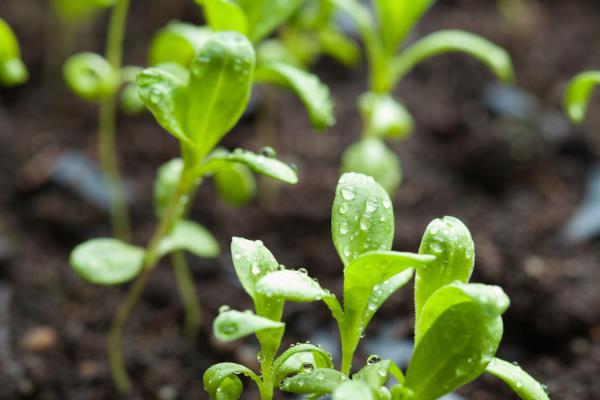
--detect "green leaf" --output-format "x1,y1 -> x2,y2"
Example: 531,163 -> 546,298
415,216 -> 475,324
63,52 -> 118,101
0,18 -> 28,87
70,238 -> 145,285
333,380 -> 375,400
148,22 -> 211,67
343,251 -> 434,344
256,269 -> 329,302
230,237 -> 280,299
51,0 -> 115,23
154,158 -> 186,218
486,358 -> 550,400
184,31 -> 255,159
214,162 -> 256,207
200,0 -> 248,35
331,173 -> 395,267
389,30 -> 514,89
238,0 -> 304,43
374,0 -> 434,53
137,63 -> 190,142
198,148 -> 299,184
353,359 -> 391,390
203,362 -> 263,399
405,283 -> 508,400
280,368 -> 347,394
157,220 -> 219,258
213,309 -> 284,341
563,71 -> 600,124
359,93 -> 414,139
341,139 -> 402,195
120,82 -> 145,115
272,343 -> 335,387
254,61 -> 335,130
319,28 -> 361,67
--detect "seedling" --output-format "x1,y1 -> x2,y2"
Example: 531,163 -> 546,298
328,0 -> 514,194
564,71 -> 600,124
0,18 -> 28,87
69,32 -> 300,393
62,0 -> 141,241
147,0 -> 335,206
206,173 -> 549,400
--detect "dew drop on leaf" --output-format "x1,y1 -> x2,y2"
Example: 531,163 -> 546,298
301,362 -> 314,373
341,186 -> 356,200
260,146 -> 277,158
367,354 -> 381,365
339,222 -> 349,235
219,305 -> 231,313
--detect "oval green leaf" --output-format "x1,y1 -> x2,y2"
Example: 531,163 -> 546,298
149,22 -> 211,67
63,52 -> 118,101
230,237 -> 280,299
157,220 -> 220,259
214,162 -> 257,207
214,309 -> 284,341
256,269 -> 329,302
280,368 -> 347,394
203,362 -> 262,399
70,238 -> 145,285
485,357 -> 550,400
563,71 -> 600,124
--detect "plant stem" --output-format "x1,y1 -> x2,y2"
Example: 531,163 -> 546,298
172,251 -> 201,343
340,329 -> 357,376
99,0 -> 132,241
108,168 -> 195,393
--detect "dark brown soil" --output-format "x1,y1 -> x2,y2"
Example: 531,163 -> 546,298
1,0 -> 599,399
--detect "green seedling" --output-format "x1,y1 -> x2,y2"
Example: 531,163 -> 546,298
63,0 -> 143,241
206,173 -> 549,400
564,71 -> 600,124
0,18 -> 28,87
69,32 -> 300,393
329,0 -> 514,195
147,0 -> 335,207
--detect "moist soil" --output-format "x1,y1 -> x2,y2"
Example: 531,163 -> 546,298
1,0 -> 599,399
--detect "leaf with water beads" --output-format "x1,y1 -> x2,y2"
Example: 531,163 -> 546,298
197,148 -> 298,184
404,283 -> 509,400
256,269 -> 330,302
332,380 -> 376,400
280,368 -> 348,395
415,216 -> 475,324
485,358 -> 550,400
203,362 -> 263,399
157,220 -> 219,259
332,173 -> 395,267
148,22 -> 210,67
271,343 -> 335,388
254,61 -> 335,130
213,309 -> 284,341
353,358 -> 391,391
230,237 -> 280,299
70,239 -> 145,286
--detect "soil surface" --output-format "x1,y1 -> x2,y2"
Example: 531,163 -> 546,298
1,0 -> 599,399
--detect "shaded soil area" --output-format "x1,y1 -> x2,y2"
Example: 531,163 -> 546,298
1,0 -> 599,399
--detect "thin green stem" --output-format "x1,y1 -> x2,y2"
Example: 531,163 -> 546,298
340,331 -> 356,376
99,0 -> 132,241
108,168 -> 196,393
172,251 -> 202,343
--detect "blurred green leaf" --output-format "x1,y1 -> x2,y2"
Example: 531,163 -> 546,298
157,220 -> 219,258
148,22 -> 210,67
200,0 -> 248,34
359,93 -> 414,139
214,162 -> 256,207
0,18 -> 28,87
63,52 -> 118,101
563,71 -> 600,124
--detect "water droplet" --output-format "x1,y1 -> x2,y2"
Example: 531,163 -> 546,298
382,198 -> 391,209
343,247 -> 351,257
366,197 -> 378,213
360,216 -> 371,231
341,186 -> 356,200
339,203 -> 348,214
251,262 -> 260,275
301,362 -> 314,373
339,222 -> 349,235
298,267 -> 308,275
260,146 -> 277,158
257,351 -> 264,362
367,354 -> 381,365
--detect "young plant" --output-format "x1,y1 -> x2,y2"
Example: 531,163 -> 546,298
69,32 -> 299,393
0,18 -> 28,87
62,0 -> 141,241
147,0 -> 335,206
206,173 -> 549,400
330,0 -> 514,194
564,71 -> 600,124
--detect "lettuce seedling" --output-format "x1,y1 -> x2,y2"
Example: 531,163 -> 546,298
0,18 -> 28,87
329,0 -> 514,195
146,1 -> 335,207
564,71 -> 600,124
69,32 -> 300,393
62,0 -> 144,241
206,173 -> 549,400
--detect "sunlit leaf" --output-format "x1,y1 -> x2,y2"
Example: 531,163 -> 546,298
200,0 -> 248,34
332,380 -> 375,400
272,343 -> 335,387
254,61 -> 335,130
70,238 -> 145,285
341,139 -> 402,195
213,309 -> 284,341
157,220 -> 219,258
149,22 -> 210,67
0,18 -> 28,87
256,269 -> 329,302
374,0 -> 435,53
353,359 -> 391,390
563,71 -> 600,123
331,172 -> 394,267
238,0 -> 304,43
486,358 -> 550,400
230,237 -> 279,299
280,368 -> 347,394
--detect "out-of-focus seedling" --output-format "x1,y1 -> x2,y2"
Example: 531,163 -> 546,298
69,32 -> 299,393
147,1 -> 335,207
330,0 -> 514,195
206,173 -> 549,400
564,71 -> 600,124
0,18 -> 28,87
62,0 -> 144,241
